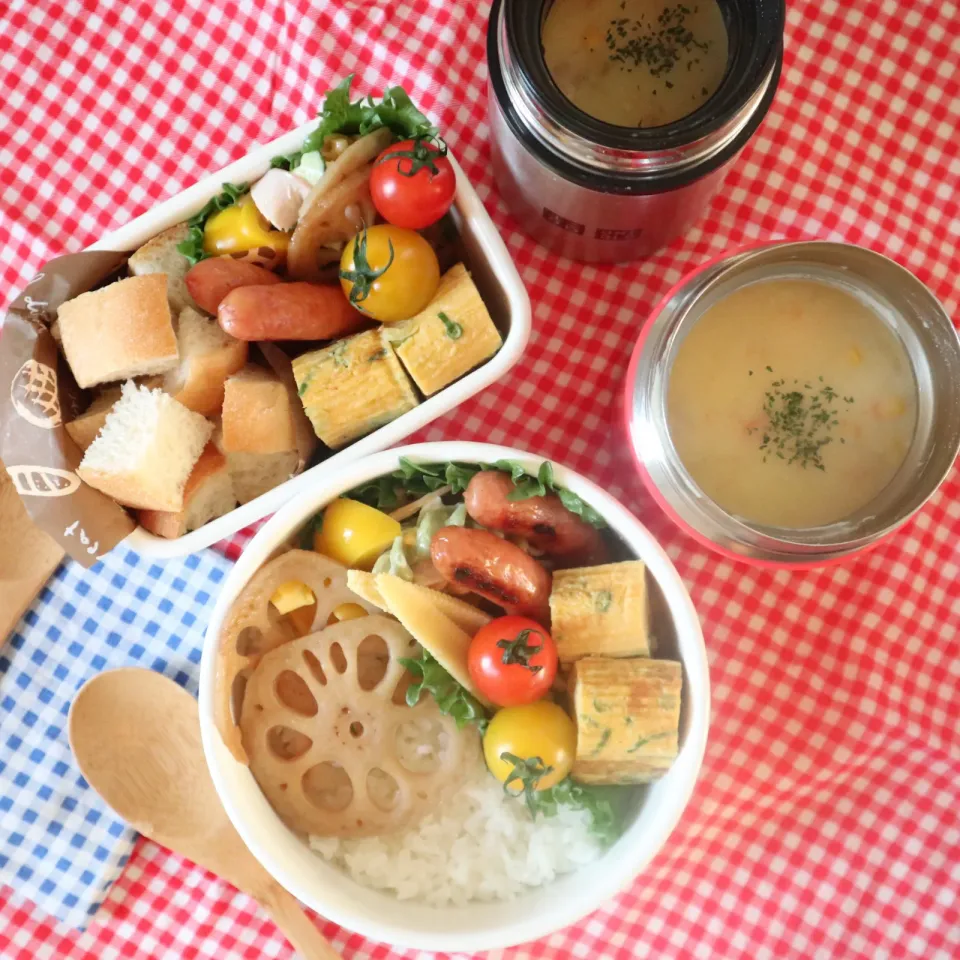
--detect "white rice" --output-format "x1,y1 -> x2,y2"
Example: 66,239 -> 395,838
308,763 -> 604,905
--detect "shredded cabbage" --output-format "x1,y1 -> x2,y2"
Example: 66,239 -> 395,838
372,534 -> 414,581
371,500 -> 467,578
292,150 -> 326,185
414,498 -> 466,558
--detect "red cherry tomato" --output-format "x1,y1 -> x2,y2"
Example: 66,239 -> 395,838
370,138 -> 456,230
468,616 -> 558,708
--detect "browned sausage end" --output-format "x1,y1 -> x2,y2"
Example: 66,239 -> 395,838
464,470 -> 607,566
430,526 -> 551,618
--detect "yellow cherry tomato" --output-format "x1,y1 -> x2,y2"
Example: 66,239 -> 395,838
339,224 -> 440,323
312,498 -> 402,569
483,701 -> 576,793
203,193 -> 289,257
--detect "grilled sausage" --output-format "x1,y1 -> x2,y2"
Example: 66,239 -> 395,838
464,471 -> 607,566
185,257 -> 282,314
217,282 -> 366,341
430,526 -> 551,617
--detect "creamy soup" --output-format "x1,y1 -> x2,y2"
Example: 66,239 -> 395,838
542,0 -> 729,128
667,279 -> 917,529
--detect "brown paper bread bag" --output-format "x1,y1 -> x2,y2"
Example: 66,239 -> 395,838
0,459 -> 64,642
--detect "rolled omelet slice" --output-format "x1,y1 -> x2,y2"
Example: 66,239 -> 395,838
389,263 -> 502,396
374,573 -> 493,707
550,560 -> 652,662
569,656 -> 682,785
292,329 -> 418,449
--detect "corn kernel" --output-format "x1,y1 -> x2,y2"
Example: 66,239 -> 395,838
270,580 -> 316,615
332,602 -> 368,622
875,396 -> 906,420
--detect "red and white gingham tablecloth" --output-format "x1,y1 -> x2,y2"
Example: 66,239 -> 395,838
2,0 -> 959,957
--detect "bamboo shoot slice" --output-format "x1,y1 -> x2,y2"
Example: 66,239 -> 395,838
375,573 -> 493,707
351,570 -> 494,635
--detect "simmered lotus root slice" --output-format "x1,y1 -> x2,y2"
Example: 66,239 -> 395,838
239,615 -> 479,838
216,550 -> 378,763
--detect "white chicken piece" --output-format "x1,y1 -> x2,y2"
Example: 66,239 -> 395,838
250,169 -> 312,232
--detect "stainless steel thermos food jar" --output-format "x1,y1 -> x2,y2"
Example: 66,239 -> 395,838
624,241 -> 960,566
487,0 -> 785,262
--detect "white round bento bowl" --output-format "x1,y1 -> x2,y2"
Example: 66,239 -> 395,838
199,442 -> 709,952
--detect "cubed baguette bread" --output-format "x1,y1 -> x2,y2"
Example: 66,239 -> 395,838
225,450 -> 300,505
208,415 -> 225,452
137,441 -> 236,538
221,366 -> 298,454
77,381 -> 213,511
163,307 -> 248,415
127,222 -> 198,314
65,378 -> 164,455
64,387 -> 123,452
57,275 -> 179,388
221,366 -> 301,504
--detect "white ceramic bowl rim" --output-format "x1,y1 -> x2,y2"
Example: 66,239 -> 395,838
199,442 -> 710,953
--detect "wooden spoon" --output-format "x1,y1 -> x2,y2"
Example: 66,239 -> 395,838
68,667 -> 341,960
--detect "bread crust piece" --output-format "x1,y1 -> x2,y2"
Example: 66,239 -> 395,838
138,442 -> 236,538
127,222 -> 199,314
64,387 -> 123,452
221,367 -> 298,455
163,307 -> 248,415
76,383 -> 213,511
226,451 -> 300,505
57,275 -> 179,388
221,365 -> 306,504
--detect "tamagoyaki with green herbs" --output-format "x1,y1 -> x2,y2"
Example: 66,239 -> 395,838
292,329 -> 418,449
550,561 -> 652,662
389,263 -> 503,396
570,656 -> 682,785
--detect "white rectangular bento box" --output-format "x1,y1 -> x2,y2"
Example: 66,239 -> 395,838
86,120 -> 531,558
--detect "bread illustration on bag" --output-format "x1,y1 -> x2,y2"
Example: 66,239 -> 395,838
9,359 -> 62,429
5,465 -> 81,498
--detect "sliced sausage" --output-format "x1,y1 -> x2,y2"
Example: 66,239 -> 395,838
464,471 -> 607,566
185,257 -> 282,314
430,526 -> 551,618
217,282 -> 367,341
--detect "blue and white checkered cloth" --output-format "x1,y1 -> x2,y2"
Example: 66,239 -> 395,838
0,545 -> 233,928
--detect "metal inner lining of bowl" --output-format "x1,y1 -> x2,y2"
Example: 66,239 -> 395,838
630,242 -> 960,560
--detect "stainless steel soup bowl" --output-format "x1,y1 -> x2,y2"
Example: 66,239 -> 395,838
625,241 -> 960,567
